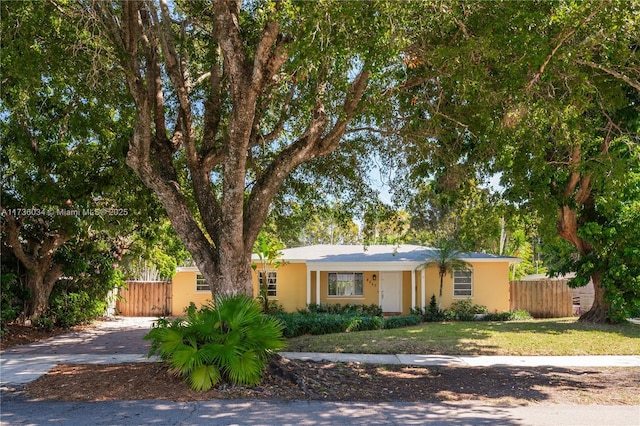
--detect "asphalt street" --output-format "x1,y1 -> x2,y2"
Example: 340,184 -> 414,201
2,394 -> 640,426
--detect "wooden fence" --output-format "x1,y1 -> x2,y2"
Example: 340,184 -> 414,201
509,279 -> 573,318
116,281 -> 172,316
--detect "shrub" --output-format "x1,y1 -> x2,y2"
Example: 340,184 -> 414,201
305,303 -> 382,317
256,298 -> 285,315
145,294 -> 286,391
482,309 -> 533,321
482,312 -> 512,321
1,273 -> 22,331
273,312 -> 384,338
347,315 -> 384,332
412,295 -> 445,322
383,315 -> 422,329
45,290 -> 107,328
446,300 -> 488,321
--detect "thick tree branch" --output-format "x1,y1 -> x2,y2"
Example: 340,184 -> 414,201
2,213 -> 35,270
213,0 -> 250,97
575,59 -> 640,93
244,69 -> 371,245
250,78 -> 298,150
201,49 -> 224,166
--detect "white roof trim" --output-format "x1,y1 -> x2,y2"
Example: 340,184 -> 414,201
176,266 -> 200,273
307,261 -> 422,271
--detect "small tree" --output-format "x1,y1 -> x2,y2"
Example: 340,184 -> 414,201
420,239 -> 470,310
251,234 -> 286,314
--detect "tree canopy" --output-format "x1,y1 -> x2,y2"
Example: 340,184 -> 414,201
3,0 -> 637,324
390,0 -> 639,322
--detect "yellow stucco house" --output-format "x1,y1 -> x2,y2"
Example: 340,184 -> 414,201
171,245 -> 520,316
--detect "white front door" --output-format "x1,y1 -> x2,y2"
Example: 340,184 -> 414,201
380,271 -> 402,313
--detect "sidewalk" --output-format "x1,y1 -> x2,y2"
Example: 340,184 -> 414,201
2,316 -> 639,387
280,352 -> 640,368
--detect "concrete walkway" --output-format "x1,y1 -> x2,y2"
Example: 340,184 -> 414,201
1,316 -> 639,387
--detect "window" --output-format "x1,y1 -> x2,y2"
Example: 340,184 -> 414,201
453,269 -> 472,297
196,274 -> 209,292
259,271 -> 278,297
328,272 -> 364,296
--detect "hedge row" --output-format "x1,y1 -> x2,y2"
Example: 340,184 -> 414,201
273,312 -> 423,338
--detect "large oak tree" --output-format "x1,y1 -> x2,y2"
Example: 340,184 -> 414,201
76,0 -> 417,296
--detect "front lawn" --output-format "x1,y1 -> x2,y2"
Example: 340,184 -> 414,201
285,318 -> 640,356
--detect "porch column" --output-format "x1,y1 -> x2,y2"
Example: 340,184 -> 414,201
306,269 -> 311,307
421,269 -> 426,309
411,270 -> 416,311
316,270 -> 321,304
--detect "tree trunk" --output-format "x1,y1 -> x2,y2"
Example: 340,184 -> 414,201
437,273 -> 444,310
558,206 -> 610,323
579,273 -> 609,323
2,213 -> 66,323
214,242 -> 254,296
22,267 -> 63,323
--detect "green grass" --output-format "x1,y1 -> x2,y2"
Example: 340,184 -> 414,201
285,318 -> 640,356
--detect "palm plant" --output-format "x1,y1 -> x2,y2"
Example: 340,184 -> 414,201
421,239 -> 471,310
145,294 -> 286,391
251,233 -> 286,314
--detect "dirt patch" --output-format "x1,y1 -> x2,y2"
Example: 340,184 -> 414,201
18,358 -> 640,405
1,324 -> 91,349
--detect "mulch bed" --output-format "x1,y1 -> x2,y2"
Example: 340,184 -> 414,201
18,358 -> 640,405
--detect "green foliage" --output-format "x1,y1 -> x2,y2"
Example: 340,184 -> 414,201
274,312 -> 384,338
482,310 -> 533,321
145,295 -> 286,391
421,239 -> 471,309
445,300 -> 488,321
382,315 -> 422,329
305,303 -> 383,317
1,0 -> 163,320
43,290 -> 107,329
292,203 -> 362,246
412,296 -> 531,322
412,294 -> 446,322
124,222 -> 191,281
0,273 -> 22,328
252,233 -> 286,314
390,0 -> 639,323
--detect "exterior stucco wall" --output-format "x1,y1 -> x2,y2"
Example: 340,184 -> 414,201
422,262 -> 510,312
467,262 -> 510,312
252,262 -> 307,312
171,270 -> 212,315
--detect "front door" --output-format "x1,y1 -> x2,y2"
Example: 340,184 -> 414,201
380,271 -> 402,313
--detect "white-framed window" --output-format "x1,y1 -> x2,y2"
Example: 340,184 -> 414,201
196,274 -> 209,292
328,272 -> 364,297
258,271 -> 278,297
453,269 -> 472,297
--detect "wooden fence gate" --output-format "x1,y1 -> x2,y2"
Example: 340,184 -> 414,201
116,281 -> 172,316
509,279 -> 573,318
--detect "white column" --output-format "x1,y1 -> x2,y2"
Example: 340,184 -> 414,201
306,268 -> 311,307
411,270 -> 416,311
421,269 -> 426,309
316,270 -> 321,304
